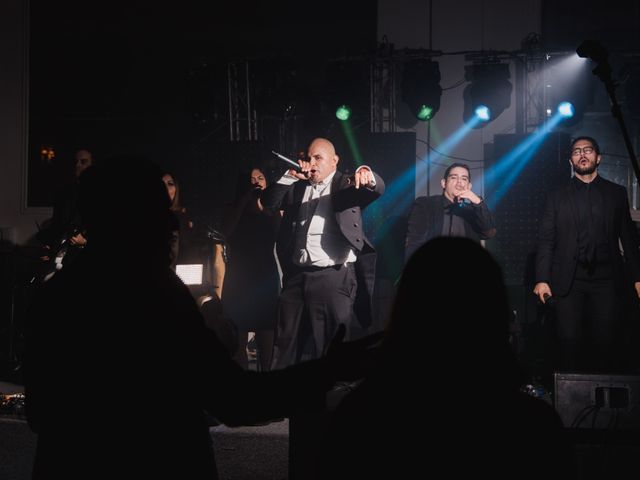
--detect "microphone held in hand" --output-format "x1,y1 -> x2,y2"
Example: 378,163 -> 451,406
456,197 -> 472,207
542,293 -> 556,307
271,150 -> 309,177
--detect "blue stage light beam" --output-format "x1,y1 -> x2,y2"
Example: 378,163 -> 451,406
485,112 -> 566,209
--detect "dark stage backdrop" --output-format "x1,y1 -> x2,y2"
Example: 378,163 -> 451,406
333,131 -> 416,332
541,0 -> 640,52
26,0 -> 377,207
484,132 -> 571,288
333,131 -> 416,284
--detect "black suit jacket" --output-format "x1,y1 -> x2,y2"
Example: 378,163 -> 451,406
535,176 -> 640,296
405,195 -> 496,262
261,170 -> 385,327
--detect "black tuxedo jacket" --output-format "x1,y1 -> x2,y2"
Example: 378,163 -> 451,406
261,170 -> 385,327
535,176 -> 640,296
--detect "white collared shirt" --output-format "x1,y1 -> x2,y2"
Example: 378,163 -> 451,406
278,170 -> 357,267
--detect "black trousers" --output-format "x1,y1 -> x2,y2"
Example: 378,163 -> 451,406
270,263 -> 357,369
554,263 -> 622,373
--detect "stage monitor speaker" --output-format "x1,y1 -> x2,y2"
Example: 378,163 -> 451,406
554,373 -> 640,430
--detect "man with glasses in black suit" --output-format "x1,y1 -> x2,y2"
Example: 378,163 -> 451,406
534,136 -> 640,373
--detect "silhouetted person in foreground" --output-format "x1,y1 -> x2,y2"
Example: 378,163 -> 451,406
319,237 -> 570,479
24,156 -> 378,480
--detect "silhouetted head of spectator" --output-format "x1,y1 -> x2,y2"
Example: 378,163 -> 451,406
78,155 -> 173,267
387,237 -> 518,385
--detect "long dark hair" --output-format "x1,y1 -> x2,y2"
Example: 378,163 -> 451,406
163,172 -> 186,214
233,165 -> 271,201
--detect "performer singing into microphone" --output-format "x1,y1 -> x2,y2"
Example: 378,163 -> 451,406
405,163 -> 496,263
222,166 -> 281,371
261,137 -> 385,369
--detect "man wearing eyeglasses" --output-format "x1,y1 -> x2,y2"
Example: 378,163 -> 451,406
534,136 -> 640,373
405,163 -> 496,263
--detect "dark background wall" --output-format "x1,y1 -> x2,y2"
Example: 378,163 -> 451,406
541,0 -> 640,52
27,0 -> 377,209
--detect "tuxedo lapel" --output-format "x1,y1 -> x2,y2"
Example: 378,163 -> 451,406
293,179 -> 307,206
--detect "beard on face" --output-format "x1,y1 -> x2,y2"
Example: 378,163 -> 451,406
572,160 -> 597,175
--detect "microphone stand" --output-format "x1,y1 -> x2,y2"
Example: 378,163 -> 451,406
579,41 -> 640,185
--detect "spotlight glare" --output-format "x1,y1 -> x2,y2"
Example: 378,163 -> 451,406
475,105 -> 491,121
335,104 -> 351,121
557,101 -> 575,118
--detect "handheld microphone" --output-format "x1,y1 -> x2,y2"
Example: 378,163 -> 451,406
542,293 -> 556,307
456,197 -> 472,207
271,150 -> 308,176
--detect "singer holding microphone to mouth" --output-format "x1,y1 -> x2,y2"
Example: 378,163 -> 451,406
405,163 -> 496,263
222,166 -> 281,371
261,137 -> 384,369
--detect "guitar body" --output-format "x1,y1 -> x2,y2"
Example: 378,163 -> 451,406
32,230 -> 84,284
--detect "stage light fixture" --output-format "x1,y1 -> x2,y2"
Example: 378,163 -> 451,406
545,64 -> 594,127
463,63 -> 512,127
576,39 -> 609,65
335,104 -> 352,121
557,101 -> 575,118
400,59 -> 442,122
324,60 -> 368,123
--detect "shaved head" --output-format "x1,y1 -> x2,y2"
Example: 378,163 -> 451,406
309,138 -> 336,155
307,138 -> 339,184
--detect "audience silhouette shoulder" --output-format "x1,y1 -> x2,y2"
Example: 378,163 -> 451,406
24,155 -> 379,480
319,237 -> 570,480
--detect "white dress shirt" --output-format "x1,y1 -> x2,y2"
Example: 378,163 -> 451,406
278,170 -> 357,267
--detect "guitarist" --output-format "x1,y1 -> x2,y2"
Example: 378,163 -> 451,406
35,149 -> 93,281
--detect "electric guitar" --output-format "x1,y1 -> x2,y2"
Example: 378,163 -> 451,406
31,228 -> 86,284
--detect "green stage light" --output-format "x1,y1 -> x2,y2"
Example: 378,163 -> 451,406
336,104 -> 352,121
401,59 -> 442,122
417,104 -> 435,121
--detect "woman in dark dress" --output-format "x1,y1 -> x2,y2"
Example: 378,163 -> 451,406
222,166 -> 281,371
163,172 -> 197,269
